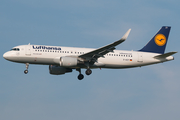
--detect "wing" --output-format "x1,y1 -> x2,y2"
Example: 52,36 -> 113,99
79,29 -> 131,62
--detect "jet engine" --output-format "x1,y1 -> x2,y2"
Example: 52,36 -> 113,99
49,65 -> 72,75
60,56 -> 79,67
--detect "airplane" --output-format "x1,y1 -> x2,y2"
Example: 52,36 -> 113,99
3,26 -> 177,80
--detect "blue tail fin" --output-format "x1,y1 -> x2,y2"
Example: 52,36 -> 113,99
139,26 -> 171,54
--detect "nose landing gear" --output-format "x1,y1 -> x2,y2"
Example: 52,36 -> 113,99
24,63 -> 29,74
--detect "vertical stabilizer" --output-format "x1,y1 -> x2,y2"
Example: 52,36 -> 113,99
139,26 -> 171,54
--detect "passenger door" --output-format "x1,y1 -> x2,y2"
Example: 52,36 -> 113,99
138,53 -> 143,62
25,44 -> 31,56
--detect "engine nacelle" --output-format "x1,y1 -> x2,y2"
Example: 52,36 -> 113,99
60,56 -> 78,67
49,65 -> 72,75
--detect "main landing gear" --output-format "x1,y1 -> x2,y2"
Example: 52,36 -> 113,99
24,63 -> 29,74
76,68 -> 84,80
85,69 -> 92,75
76,68 -> 92,80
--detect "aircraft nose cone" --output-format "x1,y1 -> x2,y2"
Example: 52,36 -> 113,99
3,52 -> 8,59
3,51 -> 17,62
3,52 -> 11,60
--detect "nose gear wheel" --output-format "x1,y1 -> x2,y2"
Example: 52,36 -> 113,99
24,63 -> 29,74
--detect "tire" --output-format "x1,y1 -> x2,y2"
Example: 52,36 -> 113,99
24,70 -> 28,74
85,69 -> 92,75
78,74 -> 84,80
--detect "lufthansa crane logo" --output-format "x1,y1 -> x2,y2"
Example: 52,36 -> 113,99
154,34 -> 166,46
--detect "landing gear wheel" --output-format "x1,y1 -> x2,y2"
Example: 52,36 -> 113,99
24,70 -> 28,74
78,74 -> 84,80
24,63 -> 29,74
85,69 -> 92,75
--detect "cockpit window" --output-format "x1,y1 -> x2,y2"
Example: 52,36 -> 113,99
10,48 -> 20,51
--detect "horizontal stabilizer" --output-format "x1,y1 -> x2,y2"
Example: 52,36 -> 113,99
154,51 -> 177,59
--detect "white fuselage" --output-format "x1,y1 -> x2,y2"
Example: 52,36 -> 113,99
3,45 -> 174,69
